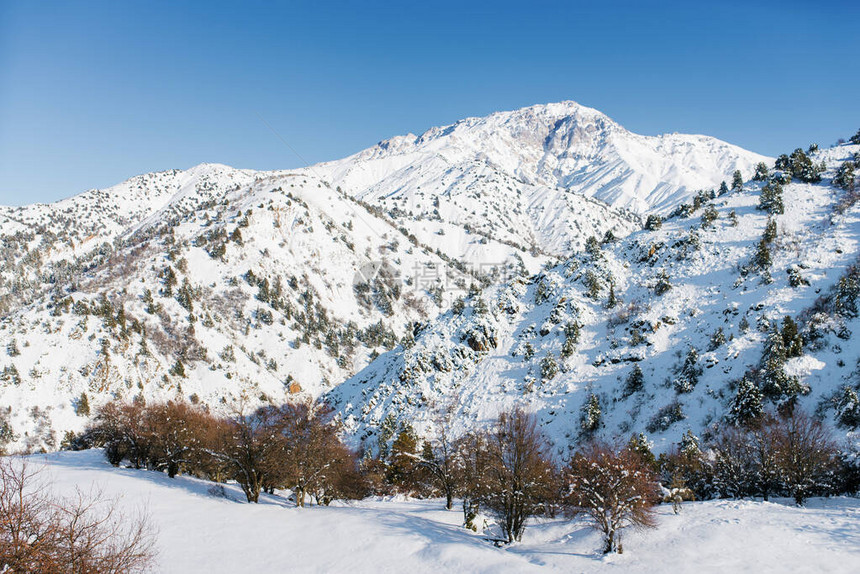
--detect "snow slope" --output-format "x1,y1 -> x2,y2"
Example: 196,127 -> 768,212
327,144 -> 860,453
0,169 -> 482,451
21,449 -> 860,573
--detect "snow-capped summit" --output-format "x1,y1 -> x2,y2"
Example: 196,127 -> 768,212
318,100 -> 770,216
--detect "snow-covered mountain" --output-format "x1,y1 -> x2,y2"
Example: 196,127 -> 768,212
316,101 -> 769,257
3,101 -> 845,456
326,143 -> 860,454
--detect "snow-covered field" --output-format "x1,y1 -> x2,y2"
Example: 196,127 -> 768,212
25,450 -> 860,573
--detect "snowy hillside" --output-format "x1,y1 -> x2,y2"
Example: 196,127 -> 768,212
20,449 -> 860,573
0,167 -> 487,451
327,143 -> 860,453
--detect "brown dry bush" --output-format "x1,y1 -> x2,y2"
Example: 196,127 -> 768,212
564,442 -> 660,554
0,458 -> 156,573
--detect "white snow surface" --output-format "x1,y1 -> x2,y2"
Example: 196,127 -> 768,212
18,449 -> 860,573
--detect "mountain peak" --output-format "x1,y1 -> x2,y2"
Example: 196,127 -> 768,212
318,101 -> 769,216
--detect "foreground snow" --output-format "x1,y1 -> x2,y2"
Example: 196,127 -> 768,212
23,450 -> 860,573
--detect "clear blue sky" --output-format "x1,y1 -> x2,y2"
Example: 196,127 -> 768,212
1,0 -> 858,205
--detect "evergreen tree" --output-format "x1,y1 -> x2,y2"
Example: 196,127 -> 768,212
730,376 -> 763,425
728,210 -> 739,227
644,214 -> 662,231
540,354 -> 559,382
781,316 -> 803,358
585,235 -> 601,258
709,327 -> 726,351
522,342 -> 535,361
833,161 -> 856,192
623,364 -> 645,397
753,239 -> 772,270
607,282 -> 618,309
560,332 -> 577,359
584,270 -> 602,300
753,162 -> 769,182
849,129 -> 860,145
758,182 -> 785,214
701,204 -> 719,228
626,433 -> 658,471
673,348 -> 702,394
169,359 -> 186,378
161,266 -> 177,297
834,273 -> 860,318
580,393 -> 602,435
760,327 -> 802,401
834,386 -> 860,428
718,181 -> 730,196
75,392 -> 90,417
560,321 -> 581,358
788,148 -> 824,183
731,170 -> 744,192
763,218 -> 778,244
679,430 -> 701,459
654,269 -> 672,296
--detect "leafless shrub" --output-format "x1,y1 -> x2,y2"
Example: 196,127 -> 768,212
0,458 -> 157,572
564,442 -> 659,554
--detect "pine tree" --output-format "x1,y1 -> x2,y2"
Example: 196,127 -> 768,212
731,170 -> 744,192
709,327 -> 726,350
833,161 -> 856,192
607,282 -> 618,309
849,129 -> 860,145
673,348 -> 702,394
758,182 -> 785,214
760,327 -> 801,401
834,386 -> 860,428
834,273 -> 860,318
781,316 -> 803,358
161,266 -> 177,297
762,218 -> 777,244
580,393 -> 602,434
753,162 -> 769,182
560,332 -> 577,359
75,392 -> 90,417
701,205 -> 719,228
654,269 -> 672,295
644,214 -> 662,231
585,270 -> 601,300
169,359 -> 187,378
585,236 -> 601,258
540,354 -> 559,382
718,181 -> 730,196
626,433 -> 658,471
679,430 -> 701,459
623,364 -> 645,397
730,376 -> 763,425
753,239 -> 772,270
788,148 -> 823,183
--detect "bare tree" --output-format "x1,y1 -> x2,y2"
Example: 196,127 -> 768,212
205,405 -> 286,503
147,401 -> 210,478
476,407 -> 555,543
564,442 -> 659,554
276,401 -> 357,507
772,410 -> 839,505
91,400 -> 153,469
419,404 -> 462,510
